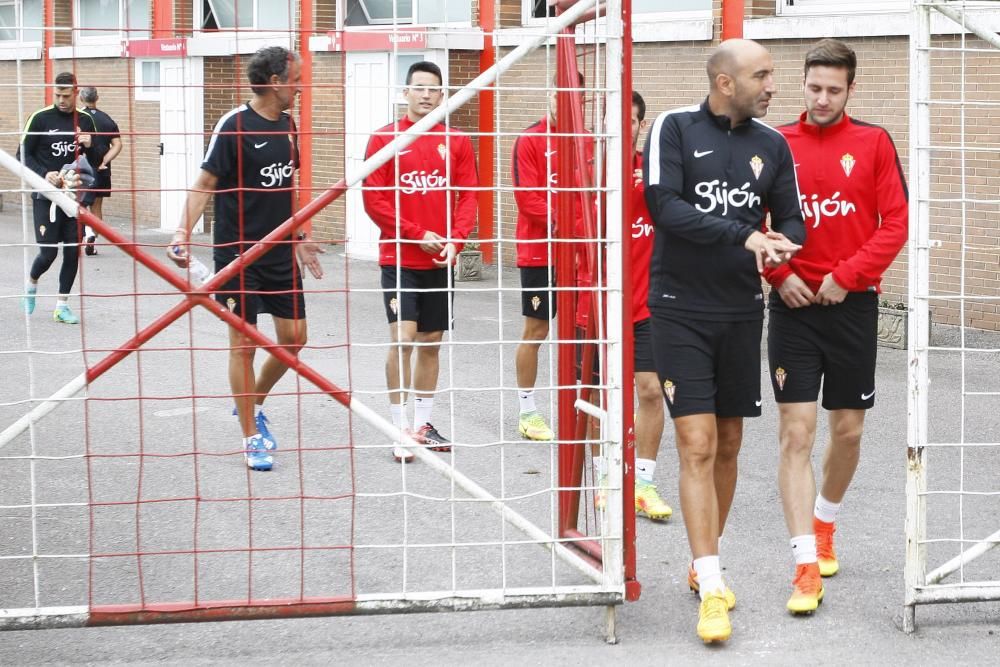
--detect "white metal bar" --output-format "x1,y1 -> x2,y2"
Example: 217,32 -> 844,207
0,373 -> 87,450
910,584 -> 1000,605
348,398 -> 607,585
0,148 -> 80,218
925,528 -> 1000,585
932,1 -> 1000,49
904,0 -> 932,635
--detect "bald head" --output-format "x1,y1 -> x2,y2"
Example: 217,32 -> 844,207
707,39 -> 770,89
705,39 -> 776,125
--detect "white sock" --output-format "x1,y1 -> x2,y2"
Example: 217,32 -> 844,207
790,534 -> 818,565
26,281 -> 37,294
390,403 -> 408,431
636,458 -> 655,484
56,296 -> 68,307
518,390 -> 537,414
413,396 -> 433,427
592,456 -> 608,478
814,495 -> 842,524
693,555 -> 724,600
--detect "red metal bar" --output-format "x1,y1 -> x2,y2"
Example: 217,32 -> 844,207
152,0 -> 174,39
297,0 -> 314,227
77,177 -> 351,407
477,0 -> 496,264
562,528 -> 604,563
555,33 -> 581,536
620,0 -> 640,603
721,0 -> 745,40
88,597 -> 356,626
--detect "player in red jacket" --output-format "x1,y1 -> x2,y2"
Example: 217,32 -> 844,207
764,40 -> 908,614
512,72 -> 593,443
577,92 -> 673,522
363,61 -> 478,463
626,92 -> 674,522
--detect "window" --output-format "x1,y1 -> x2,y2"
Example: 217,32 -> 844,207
134,59 -> 160,100
343,0 -> 470,27
529,0 -> 710,20
0,0 -> 43,43
201,0 -> 292,30
76,0 -> 151,40
778,0 -> 908,15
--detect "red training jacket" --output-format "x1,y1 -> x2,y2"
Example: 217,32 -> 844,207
764,112 -> 908,294
575,152 -> 653,328
512,116 -> 595,268
629,152 -> 654,323
363,116 -> 478,269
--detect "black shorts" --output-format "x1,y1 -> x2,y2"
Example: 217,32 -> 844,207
213,258 -> 306,326
380,266 -> 452,332
767,291 -> 878,410
33,197 -> 79,245
91,168 -> 112,198
520,266 -> 556,320
651,310 -> 763,419
633,318 -> 655,373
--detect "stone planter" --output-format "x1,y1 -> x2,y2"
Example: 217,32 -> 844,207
454,249 -> 483,282
877,306 -> 908,349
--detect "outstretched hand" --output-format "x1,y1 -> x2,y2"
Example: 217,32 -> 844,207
745,230 -> 801,273
296,239 -> 327,279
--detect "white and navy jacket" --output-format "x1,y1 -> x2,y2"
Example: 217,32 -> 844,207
643,98 -> 805,320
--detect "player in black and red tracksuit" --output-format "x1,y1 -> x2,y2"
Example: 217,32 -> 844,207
512,72 -> 594,443
762,39 -> 908,614
643,40 -> 804,643
364,60 -> 478,463
17,71 -> 99,324
167,47 -> 325,472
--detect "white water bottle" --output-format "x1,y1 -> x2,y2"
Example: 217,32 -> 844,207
174,245 -> 213,286
188,255 -> 213,286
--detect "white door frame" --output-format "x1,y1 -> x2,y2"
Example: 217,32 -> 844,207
159,57 -> 204,233
344,49 -> 447,260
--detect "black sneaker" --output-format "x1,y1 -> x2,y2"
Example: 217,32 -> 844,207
84,235 -> 98,256
413,423 -> 451,452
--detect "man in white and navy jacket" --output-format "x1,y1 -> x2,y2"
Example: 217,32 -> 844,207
642,38 -> 805,644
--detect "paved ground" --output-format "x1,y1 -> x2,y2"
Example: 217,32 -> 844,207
0,208 -> 998,665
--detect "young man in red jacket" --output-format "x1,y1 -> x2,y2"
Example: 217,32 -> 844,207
512,72 -> 592,443
364,61 -> 478,463
764,39 -> 908,614
580,92 -> 673,522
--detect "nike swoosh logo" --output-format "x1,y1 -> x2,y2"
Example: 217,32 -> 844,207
861,390 -> 876,400
545,150 -> 557,157
254,141 -> 268,149
755,399 -> 762,407
397,150 -> 412,156
694,150 -> 713,158
49,129 -> 60,133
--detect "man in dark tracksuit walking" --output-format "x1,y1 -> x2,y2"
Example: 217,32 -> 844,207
18,71 -> 99,324
643,39 -> 805,643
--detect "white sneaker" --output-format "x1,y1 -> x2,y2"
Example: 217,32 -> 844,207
392,444 -> 414,463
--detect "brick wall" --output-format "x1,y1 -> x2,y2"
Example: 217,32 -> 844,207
4,2 -> 996,329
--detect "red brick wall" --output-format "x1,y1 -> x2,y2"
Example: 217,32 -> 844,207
4,1 -> 995,330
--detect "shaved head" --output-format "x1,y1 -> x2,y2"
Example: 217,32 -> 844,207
705,39 -> 776,124
708,39 -> 770,88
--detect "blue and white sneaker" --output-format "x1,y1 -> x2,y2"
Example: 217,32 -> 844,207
255,411 -> 276,450
233,407 -> 277,452
22,286 -> 37,315
244,434 -> 274,471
